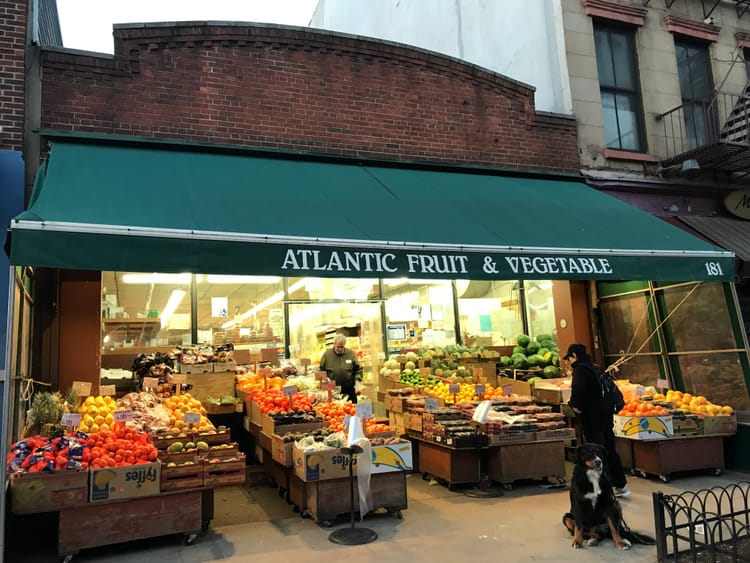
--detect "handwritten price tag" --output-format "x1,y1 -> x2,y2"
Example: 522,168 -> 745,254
183,412 -> 201,425
656,379 -> 669,390
72,381 -> 92,397
171,374 -> 187,384
474,384 -> 486,395
321,380 -> 336,392
113,410 -> 133,423
356,402 -> 373,419
448,384 -> 460,394
61,413 -> 81,427
282,384 -> 298,396
503,384 -> 514,396
99,385 -> 116,396
419,367 -> 432,376
260,367 -> 273,378
473,367 -> 483,378
315,371 -> 328,381
425,397 -> 439,412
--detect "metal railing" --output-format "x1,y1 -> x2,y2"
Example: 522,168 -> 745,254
653,482 -> 750,562
657,86 -> 750,163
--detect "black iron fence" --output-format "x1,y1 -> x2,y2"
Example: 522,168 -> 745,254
653,482 -> 750,562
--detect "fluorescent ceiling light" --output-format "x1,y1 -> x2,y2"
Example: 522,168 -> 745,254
161,289 -> 187,329
221,279 -> 307,329
205,275 -> 281,284
122,273 -> 191,284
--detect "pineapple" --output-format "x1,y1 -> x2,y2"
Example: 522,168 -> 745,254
25,391 -> 65,437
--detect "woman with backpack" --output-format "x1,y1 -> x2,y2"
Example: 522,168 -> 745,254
565,343 -> 630,497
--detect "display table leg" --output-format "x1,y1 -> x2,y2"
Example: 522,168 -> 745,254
465,447 -> 504,498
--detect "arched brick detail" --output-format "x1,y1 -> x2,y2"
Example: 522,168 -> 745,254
40,23 -> 578,172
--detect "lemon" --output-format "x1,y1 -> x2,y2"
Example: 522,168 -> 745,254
85,396 -> 96,405
83,414 -> 95,426
99,423 -> 109,432
88,405 -> 98,416
105,413 -> 114,425
95,396 -> 106,406
78,424 -> 90,433
89,423 -> 100,433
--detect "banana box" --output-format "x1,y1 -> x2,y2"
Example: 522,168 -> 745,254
293,444 -> 353,482
371,442 -> 413,474
614,415 -> 673,440
90,461 -> 161,502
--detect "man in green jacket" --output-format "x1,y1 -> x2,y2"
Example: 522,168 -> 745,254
319,334 -> 362,403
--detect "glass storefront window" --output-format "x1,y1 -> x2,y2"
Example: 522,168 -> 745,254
194,275 -> 284,347
101,272 -> 192,351
599,292 -> 659,356
286,277 -> 380,301
661,283 -> 737,351
673,352 -> 750,411
456,280 -> 522,346
523,280 -> 557,341
384,279 -> 455,353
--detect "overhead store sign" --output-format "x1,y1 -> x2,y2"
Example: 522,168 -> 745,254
6,137 -> 736,283
724,189 -> 750,220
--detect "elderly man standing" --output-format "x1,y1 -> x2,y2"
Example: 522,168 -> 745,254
319,333 -> 362,403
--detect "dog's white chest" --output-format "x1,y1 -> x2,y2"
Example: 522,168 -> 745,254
584,468 -> 602,509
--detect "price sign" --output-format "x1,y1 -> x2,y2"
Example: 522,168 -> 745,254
448,384 -> 460,394
72,381 -> 92,397
425,398 -> 439,412
183,412 -> 201,425
171,373 -> 187,395
315,371 -> 328,381
99,385 -> 116,396
282,384 -> 298,397
113,410 -> 133,423
356,402 -> 373,419
419,367 -> 432,376
321,380 -> 336,392
61,413 -> 81,428
300,358 -> 312,367
142,377 -> 159,390
260,367 -> 273,378
503,384 -> 514,396
635,386 -> 647,397
656,379 -> 669,390
474,384 -> 486,395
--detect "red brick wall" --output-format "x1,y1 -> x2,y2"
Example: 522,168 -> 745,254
0,0 -> 26,151
40,24 -> 579,172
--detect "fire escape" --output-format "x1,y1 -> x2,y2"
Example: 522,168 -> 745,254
653,0 -> 750,175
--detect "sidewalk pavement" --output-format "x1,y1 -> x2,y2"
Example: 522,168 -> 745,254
11,464 -> 750,563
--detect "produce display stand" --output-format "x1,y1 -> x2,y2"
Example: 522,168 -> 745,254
263,450 -> 291,501
486,437 -> 567,490
408,435 -> 481,489
624,434 -> 730,482
54,488 -> 213,561
293,472 -> 407,527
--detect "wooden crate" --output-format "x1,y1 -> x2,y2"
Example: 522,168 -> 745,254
160,462 -> 204,492
9,470 -> 89,514
204,402 -> 242,415
204,455 -> 246,487
414,438 -> 480,486
150,428 -> 231,450
304,471 -> 407,523
487,440 -> 565,485
631,434 -> 725,479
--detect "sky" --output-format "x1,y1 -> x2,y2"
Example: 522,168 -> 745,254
56,0 -> 320,54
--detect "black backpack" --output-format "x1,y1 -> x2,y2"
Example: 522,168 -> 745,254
597,367 -> 625,414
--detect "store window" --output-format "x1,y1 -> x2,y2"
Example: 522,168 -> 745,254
101,272 -> 192,351
195,275 -> 284,347
383,279 -> 455,353
593,23 -> 646,152
598,281 -> 750,410
456,280 -> 521,346
675,39 -> 715,148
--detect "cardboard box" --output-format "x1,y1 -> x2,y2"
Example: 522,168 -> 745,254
271,434 -> 294,467
178,362 -> 212,374
497,376 -> 532,397
371,442 -> 413,474
387,395 -> 407,413
701,414 -> 737,435
293,444 -> 354,482
532,378 -> 572,404
536,428 -> 576,441
613,415 -> 673,440
251,401 -> 263,425
185,371 -> 236,403
90,462 -> 161,502
672,416 -> 704,436
10,470 -> 89,514
388,412 -> 406,435
260,413 -> 327,437
406,412 -> 423,433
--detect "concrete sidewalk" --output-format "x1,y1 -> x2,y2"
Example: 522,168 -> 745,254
12,464 -> 750,562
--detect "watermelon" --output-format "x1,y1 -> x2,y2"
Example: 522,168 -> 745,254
500,356 -> 512,367
512,345 -> 526,355
543,365 -> 560,378
517,334 -> 531,347
526,341 -> 541,354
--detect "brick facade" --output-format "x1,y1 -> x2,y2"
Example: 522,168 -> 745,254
0,0 -> 26,151
40,23 -> 579,172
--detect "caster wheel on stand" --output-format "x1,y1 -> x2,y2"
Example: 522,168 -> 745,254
184,532 -> 198,546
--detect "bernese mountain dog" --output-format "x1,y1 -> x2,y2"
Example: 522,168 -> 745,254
563,443 -> 653,550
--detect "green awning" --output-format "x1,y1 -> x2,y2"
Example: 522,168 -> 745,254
7,139 -> 735,281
